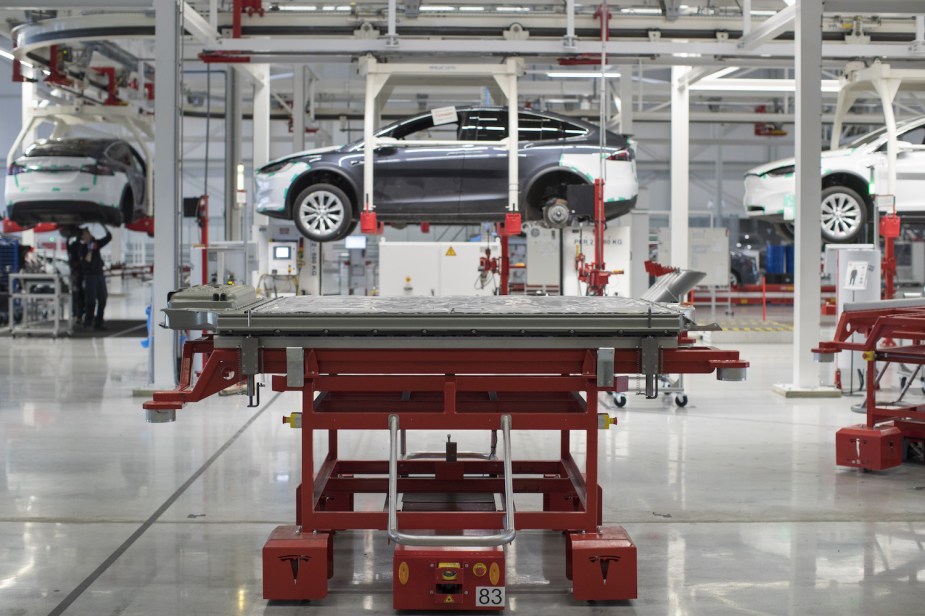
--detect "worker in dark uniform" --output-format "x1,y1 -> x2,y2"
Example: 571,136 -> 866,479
65,228 -> 85,321
78,226 -> 112,330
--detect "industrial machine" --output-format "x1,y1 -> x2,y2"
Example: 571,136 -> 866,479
145,285 -> 748,608
814,298 -> 925,471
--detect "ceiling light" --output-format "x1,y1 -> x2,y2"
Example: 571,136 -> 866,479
690,78 -> 840,93
547,71 -> 622,79
277,4 -> 317,10
420,5 -> 456,10
459,6 -> 485,11
496,6 -> 531,12
619,8 -> 662,15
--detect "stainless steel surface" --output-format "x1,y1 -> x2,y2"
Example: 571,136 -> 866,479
285,346 -> 304,388
145,408 -> 176,423
596,347 -> 615,388
717,366 -> 748,381
387,414 -> 516,548
164,286 -> 690,337
640,269 -> 707,303
213,334 -> 682,350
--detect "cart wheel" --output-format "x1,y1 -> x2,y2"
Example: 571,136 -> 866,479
675,394 -> 688,408
900,376 -> 908,390
614,393 -> 627,408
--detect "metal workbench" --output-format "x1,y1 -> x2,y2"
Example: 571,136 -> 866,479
146,285 -> 748,608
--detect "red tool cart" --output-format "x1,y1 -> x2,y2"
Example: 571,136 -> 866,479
814,298 -> 925,471
145,287 -> 748,608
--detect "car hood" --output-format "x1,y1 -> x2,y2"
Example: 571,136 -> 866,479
260,145 -> 344,170
745,149 -> 854,177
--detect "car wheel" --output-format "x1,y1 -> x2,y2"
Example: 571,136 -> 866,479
821,185 -> 867,244
729,271 -> 741,288
120,188 -> 134,225
773,221 -> 795,241
291,183 -> 353,242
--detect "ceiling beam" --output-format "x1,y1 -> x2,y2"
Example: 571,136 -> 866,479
737,4 -> 796,51
826,0 -> 925,13
180,1 -> 265,85
1,0 -> 149,6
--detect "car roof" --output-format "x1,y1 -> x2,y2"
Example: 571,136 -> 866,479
24,138 -> 123,158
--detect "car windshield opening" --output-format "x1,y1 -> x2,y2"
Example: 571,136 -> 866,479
25,140 -> 108,158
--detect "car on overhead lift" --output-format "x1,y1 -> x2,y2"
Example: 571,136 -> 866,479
5,138 -> 148,227
743,116 -> 925,244
255,107 -> 638,242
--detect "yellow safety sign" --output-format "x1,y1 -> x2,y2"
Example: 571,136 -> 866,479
444,595 -> 454,603
445,247 -> 457,257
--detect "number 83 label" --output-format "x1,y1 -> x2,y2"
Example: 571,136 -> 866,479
475,586 -> 505,607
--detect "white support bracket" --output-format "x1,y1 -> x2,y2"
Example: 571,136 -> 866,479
737,3 -> 796,50
181,0 -> 266,86
360,56 -> 523,217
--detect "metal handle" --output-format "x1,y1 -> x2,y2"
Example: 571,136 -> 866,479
387,414 -> 515,547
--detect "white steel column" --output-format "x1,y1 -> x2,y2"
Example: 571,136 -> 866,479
618,64 -> 633,134
252,64 -> 271,287
152,0 -> 180,387
292,65 -> 306,152
792,0 -> 824,390
225,68 -> 241,240
670,65 -> 690,269
20,80 -> 36,249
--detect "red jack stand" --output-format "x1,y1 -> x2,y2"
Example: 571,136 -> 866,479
360,210 -> 383,235
880,212 -> 901,300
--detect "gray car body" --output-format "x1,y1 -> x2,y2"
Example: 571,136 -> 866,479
257,107 -> 637,232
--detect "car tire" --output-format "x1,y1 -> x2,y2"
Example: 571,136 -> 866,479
120,188 -> 134,225
291,183 -> 353,242
773,221 -> 795,241
821,185 -> 867,244
729,271 -> 741,288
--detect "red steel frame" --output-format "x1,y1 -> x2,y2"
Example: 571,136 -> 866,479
146,337 -> 746,602
815,303 -> 925,470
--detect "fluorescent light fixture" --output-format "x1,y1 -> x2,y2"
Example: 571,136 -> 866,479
277,4 -> 317,10
336,5 -> 351,10
459,6 -> 485,11
691,78 -> 840,93
496,6 -> 531,12
547,71 -> 621,79
620,7 -> 661,14
751,10 -> 778,16
421,5 -> 457,10
672,52 -> 702,58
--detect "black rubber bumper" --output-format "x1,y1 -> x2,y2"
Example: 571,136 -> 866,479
7,201 -> 123,227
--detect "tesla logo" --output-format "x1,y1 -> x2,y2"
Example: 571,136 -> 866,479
279,554 -> 312,584
588,555 -> 621,582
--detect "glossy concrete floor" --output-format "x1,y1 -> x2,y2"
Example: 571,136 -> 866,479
2,286 -> 924,615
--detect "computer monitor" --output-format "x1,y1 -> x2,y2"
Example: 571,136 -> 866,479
273,245 -> 292,260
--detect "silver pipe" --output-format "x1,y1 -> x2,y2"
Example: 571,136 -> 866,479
387,414 -> 515,547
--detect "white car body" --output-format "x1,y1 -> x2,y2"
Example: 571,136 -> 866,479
744,116 -> 925,242
6,156 -> 127,210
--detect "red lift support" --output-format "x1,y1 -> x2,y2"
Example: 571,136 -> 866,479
144,289 -> 747,608
814,298 -> 925,471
